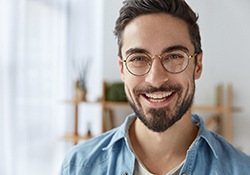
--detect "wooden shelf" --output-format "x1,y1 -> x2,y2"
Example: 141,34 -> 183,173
62,81 -> 130,145
103,101 -> 129,108
63,133 -> 92,143
63,99 -> 101,105
192,105 -> 241,113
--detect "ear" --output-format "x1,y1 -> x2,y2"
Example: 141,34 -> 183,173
194,52 -> 203,80
118,57 -> 125,81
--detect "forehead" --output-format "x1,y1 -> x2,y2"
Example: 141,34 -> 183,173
122,13 -> 194,56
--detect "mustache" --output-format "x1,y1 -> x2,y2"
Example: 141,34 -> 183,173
135,83 -> 182,95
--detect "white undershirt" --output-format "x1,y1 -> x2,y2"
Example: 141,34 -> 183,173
128,133 -> 197,175
134,156 -> 185,175
127,136 -> 185,175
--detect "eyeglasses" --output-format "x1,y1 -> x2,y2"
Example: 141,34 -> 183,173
120,50 -> 197,76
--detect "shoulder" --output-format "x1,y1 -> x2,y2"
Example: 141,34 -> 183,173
192,114 -> 250,172
60,121 -> 135,175
202,131 -> 250,172
212,132 -> 250,161
193,114 -> 250,161
61,114 -> 136,174
62,128 -> 118,168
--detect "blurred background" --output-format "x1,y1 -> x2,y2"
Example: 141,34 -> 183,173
0,0 -> 250,175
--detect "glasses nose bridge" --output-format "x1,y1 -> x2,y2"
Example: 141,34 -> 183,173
151,54 -> 162,61
148,54 -> 166,73
149,54 -> 165,68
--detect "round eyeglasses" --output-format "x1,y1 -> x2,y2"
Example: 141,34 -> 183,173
120,50 -> 197,76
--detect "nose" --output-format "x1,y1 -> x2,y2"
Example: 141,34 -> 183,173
144,57 -> 170,87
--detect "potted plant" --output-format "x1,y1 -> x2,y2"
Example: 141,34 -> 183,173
73,58 -> 91,101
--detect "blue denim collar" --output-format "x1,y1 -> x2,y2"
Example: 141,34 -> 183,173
192,114 -> 219,158
102,113 -> 136,151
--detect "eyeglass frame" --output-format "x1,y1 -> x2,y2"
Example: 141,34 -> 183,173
120,49 -> 198,76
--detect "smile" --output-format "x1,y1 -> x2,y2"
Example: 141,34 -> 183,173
144,91 -> 174,103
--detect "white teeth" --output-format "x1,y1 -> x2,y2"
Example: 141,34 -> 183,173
150,98 -> 165,103
145,92 -> 173,99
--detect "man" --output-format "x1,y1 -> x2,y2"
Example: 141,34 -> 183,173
61,0 -> 250,174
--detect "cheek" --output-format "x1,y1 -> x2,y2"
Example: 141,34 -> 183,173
124,75 -> 142,99
183,71 -> 196,95
175,69 -> 195,94
124,77 -> 136,94
183,62 -> 196,82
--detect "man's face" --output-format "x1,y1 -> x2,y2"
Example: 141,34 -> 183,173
119,13 -> 202,132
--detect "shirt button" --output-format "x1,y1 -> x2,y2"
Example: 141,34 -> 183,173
182,173 -> 187,175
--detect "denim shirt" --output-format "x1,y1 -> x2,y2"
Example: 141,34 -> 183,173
60,114 -> 250,175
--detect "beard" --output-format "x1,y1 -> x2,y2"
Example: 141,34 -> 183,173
126,81 -> 195,133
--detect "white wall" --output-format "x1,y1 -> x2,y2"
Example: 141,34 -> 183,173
187,0 -> 250,154
102,0 -> 250,154
103,0 -> 123,82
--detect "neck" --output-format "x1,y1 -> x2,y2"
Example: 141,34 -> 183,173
129,110 -> 198,174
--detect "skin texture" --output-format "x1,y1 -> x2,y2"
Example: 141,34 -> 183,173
119,13 -> 203,174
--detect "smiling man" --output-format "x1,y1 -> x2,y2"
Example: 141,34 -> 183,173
61,0 -> 250,175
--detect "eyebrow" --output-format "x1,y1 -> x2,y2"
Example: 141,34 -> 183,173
161,45 -> 189,53
125,45 -> 190,57
125,48 -> 149,56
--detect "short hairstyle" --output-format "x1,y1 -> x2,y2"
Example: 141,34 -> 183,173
114,0 -> 202,59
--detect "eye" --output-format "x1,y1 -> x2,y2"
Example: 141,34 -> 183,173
127,53 -> 150,62
163,53 -> 184,60
161,50 -> 187,61
126,53 -> 151,69
170,54 -> 182,59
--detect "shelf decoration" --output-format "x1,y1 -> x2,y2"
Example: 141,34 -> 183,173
75,80 -> 87,101
73,57 -> 91,101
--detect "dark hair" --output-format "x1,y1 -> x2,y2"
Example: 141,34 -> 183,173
114,0 -> 202,59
